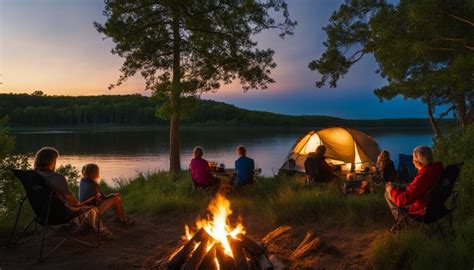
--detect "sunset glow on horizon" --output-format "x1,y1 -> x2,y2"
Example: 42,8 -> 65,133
1,0 -> 429,118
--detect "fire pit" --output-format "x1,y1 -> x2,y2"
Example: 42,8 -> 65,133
167,194 -> 272,270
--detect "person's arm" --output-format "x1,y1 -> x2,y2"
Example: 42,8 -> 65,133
321,159 -> 334,171
65,194 -> 80,206
390,172 -> 427,206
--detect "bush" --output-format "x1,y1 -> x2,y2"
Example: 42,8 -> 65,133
433,124 -> 474,216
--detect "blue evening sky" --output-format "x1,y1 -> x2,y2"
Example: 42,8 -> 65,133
0,0 -> 428,119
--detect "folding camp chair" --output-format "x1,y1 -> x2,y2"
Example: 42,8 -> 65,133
390,163 -> 463,240
396,154 -> 418,184
6,169 -> 101,262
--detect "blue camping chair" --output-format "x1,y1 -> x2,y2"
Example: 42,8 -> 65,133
396,154 -> 418,184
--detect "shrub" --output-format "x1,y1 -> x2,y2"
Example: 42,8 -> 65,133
433,124 -> 474,216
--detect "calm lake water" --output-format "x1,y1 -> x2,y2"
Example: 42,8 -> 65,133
12,127 -> 434,186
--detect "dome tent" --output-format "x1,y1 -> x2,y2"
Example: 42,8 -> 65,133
280,127 -> 381,173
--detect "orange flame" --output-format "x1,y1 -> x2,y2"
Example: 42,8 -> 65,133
185,193 -> 245,257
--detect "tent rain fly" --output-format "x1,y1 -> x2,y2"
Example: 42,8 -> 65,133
280,127 -> 381,173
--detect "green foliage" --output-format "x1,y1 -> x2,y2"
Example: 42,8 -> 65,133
95,0 -> 296,114
311,0 -> 474,127
372,218 -> 474,270
0,118 -> 30,234
0,93 -> 162,126
0,93 -> 452,128
433,124 -> 474,216
56,164 -> 81,191
0,117 -> 15,158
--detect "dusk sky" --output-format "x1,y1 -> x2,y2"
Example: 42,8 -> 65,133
0,0 -> 428,119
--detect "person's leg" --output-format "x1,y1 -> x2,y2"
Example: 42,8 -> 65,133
99,194 -> 126,221
385,191 -> 406,223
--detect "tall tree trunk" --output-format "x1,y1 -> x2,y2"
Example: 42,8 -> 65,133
427,100 -> 442,139
169,9 -> 181,173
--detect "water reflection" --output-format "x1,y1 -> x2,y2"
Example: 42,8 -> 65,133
12,127 -> 434,185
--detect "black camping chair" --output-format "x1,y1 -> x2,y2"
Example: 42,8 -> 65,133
390,163 -> 463,240
396,154 -> 418,184
6,169 -> 101,262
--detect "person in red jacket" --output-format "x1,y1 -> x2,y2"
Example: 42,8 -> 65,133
385,146 -> 444,225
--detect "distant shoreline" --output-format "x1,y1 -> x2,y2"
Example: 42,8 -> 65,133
1,93 -> 453,131
9,124 -> 437,133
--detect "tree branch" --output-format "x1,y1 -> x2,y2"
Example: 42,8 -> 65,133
348,49 -> 365,63
448,14 -> 474,27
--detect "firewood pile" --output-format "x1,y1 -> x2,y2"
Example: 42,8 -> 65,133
167,228 -> 272,270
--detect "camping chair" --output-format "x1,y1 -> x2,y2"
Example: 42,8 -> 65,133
390,163 -> 463,240
6,169 -> 101,262
396,154 -> 418,184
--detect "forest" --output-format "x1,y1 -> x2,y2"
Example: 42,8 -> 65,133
0,93 -> 445,128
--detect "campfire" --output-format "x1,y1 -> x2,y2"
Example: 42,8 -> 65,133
167,193 -> 272,270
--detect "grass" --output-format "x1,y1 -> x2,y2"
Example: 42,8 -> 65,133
107,171 -> 389,228
372,218 -> 474,270
2,170 -> 472,269
0,169 -> 388,231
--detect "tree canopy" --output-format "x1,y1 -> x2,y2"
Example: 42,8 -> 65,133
309,0 -> 474,136
96,0 -> 296,171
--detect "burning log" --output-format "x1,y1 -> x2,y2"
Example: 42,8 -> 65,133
240,234 -> 265,256
168,228 -> 208,270
198,245 -> 217,270
228,237 -> 249,270
167,194 -> 276,270
216,243 -> 236,270
184,237 -> 209,270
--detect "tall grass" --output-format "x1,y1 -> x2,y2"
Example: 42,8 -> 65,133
372,218 -> 474,270
112,171 -> 209,216
112,172 -> 388,227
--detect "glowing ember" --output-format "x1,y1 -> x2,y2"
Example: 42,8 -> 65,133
168,193 -> 272,270
185,193 -> 245,257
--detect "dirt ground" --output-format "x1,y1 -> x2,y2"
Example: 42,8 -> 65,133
0,214 -> 387,270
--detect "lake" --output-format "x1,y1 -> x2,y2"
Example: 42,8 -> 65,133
11,127 -> 434,186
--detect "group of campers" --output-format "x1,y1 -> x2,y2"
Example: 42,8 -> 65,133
189,145 -> 255,189
29,143 -> 442,237
29,145 -> 256,237
303,144 -> 444,225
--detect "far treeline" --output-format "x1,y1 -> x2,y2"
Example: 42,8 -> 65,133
0,93 -> 451,128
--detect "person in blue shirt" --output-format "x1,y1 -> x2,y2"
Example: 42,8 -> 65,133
234,145 -> 255,186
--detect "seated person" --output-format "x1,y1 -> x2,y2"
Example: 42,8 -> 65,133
234,145 -> 255,186
33,147 -> 110,235
79,163 -> 133,225
385,146 -> 444,225
304,145 -> 339,184
376,150 -> 397,182
189,146 -> 219,188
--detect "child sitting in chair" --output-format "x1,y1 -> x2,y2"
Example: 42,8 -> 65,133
79,163 -> 133,226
